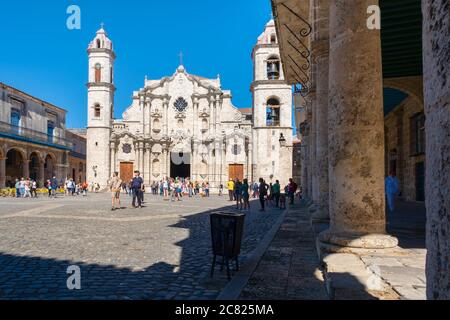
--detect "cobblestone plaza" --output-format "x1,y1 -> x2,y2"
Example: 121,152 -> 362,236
0,194 -> 281,300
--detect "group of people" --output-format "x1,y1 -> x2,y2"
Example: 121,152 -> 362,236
226,178 -> 298,212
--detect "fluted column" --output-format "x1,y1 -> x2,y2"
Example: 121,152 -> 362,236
0,157 -> 6,188
318,0 -> 398,252
422,0 -> 450,300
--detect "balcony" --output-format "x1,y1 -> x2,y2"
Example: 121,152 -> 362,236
0,121 -> 73,150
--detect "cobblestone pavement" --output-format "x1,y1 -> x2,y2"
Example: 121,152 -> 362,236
239,201 -> 329,300
0,193 -> 283,300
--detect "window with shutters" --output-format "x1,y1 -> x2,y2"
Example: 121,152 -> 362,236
410,112 -> 425,156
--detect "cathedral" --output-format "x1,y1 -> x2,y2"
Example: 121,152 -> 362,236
86,20 -> 293,190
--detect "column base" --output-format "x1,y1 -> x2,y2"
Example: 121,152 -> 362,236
311,208 -> 330,223
317,230 -> 399,255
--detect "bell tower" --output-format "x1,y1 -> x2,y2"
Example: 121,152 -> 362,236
86,26 -> 116,188
251,19 -> 293,186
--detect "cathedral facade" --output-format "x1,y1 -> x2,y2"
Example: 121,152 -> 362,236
86,20 -> 293,190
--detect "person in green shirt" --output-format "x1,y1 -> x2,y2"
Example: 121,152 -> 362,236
273,180 -> 281,208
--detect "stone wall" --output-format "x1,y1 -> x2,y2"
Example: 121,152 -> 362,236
384,96 -> 425,202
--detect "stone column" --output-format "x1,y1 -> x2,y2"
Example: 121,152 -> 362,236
422,0 -> 449,300
0,157 -> 5,188
140,96 -> 145,136
311,31 -> 330,221
39,160 -> 45,187
23,159 -> 30,179
318,1 -> 398,252
110,142 -> 116,176
139,142 -> 144,175
163,99 -> 169,136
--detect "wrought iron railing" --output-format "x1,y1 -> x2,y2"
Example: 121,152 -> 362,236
0,121 -> 73,149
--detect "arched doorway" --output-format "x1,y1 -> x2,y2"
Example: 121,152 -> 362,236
44,154 -> 55,181
29,152 -> 41,182
5,149 -> 24,187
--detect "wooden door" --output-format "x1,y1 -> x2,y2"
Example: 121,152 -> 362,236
120,162 -> 134,184
229,164 -> 244,181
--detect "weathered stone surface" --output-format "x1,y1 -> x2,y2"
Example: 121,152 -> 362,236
422,0 -> 450,301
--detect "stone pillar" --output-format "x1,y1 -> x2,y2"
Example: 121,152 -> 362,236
318,1 -> 398,252
0,157 -> 5,188
110,142 -> 116,176
39,160 -> 45,187
422,0 -> 450,300
163,99 -> 169,136
23,159 -> 30,179
309,90 -> 318,204
139,142 -> 144,175
311,40 -> 330,221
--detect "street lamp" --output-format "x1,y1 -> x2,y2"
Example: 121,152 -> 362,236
279,133 -> 287,148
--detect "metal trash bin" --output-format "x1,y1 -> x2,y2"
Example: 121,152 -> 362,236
210,212 -> 245,280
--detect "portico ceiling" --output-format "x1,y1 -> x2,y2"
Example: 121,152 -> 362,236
272,0 -> 423,86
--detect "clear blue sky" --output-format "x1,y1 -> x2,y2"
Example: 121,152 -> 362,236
0,0 -> 274,129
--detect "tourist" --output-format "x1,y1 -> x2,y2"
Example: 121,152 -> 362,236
51,176 -> 58,198
14,179 -> 20,198
227,179 -> 235,201
188,181 -> 193,197
258,178 -> 269,212
205,182 -> 210,197
108,172 -> 123,211
19,178 -> 26,198
31,180 -> 38,198
219,183 -> 223,196
194,181 -> 200,196
252,182 -> 259,198
385,171 -> 400,213
288,178 -> 297,205
163,179 -> 169,199
131,171 -> 144,208
242,179 -> 250,211
273,180 -> 281,208
82,181 -> 88,197
24,179 -> 31,198
234,179 -> 242,209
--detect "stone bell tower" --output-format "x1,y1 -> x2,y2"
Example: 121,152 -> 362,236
86,26 -> 116,188
251,19 -> 293,186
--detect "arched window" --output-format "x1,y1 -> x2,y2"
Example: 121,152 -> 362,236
94,104 -> 101,118
95,63 -> 102,83
270,34 -> 277,44
266,98 -> 281,126
267,56 -> 280,80
96,39 -> 101,48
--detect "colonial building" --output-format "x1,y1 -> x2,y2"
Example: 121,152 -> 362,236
67,129 -> 87,184
86,23 -> 293,189
0,82 -> 72,188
